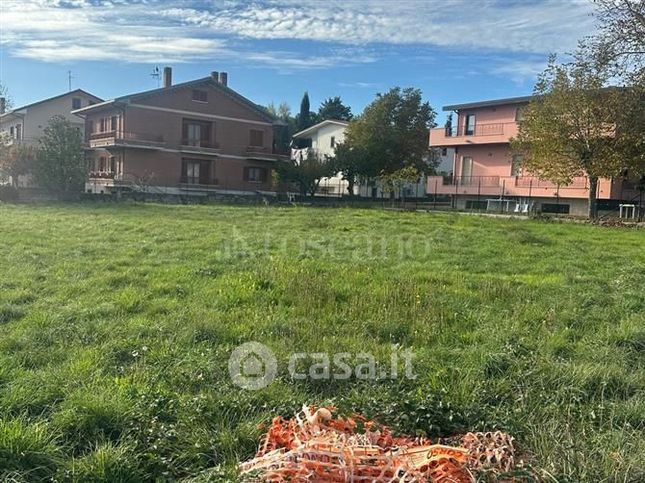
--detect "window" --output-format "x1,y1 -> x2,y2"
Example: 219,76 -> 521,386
249,129 -> 264,147
541,203 -> 570,214
99,118 -> 105,132
460,156 -> 473,184
9,126 -> 14,138
441,147 -> 448,156
185,161 -> 200,184
511,154 -> 523,176
192,89 -> 208,102
109,156 -> 116,173
515,107 -> 525,121
244,166 -> 267,182
182,160 -> 210,184
464,114 -> 476,135
15,124 -> 21,140
99,156 -> 106,171
466,200 -> 488,210
182,120 -> 211,147
72,98 -> 81,110
330,136 -> 336,148
110,116 -> 118,131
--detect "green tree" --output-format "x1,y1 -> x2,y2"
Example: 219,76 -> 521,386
35,116 -> 85,193
318,96 -> 353,121
334,87 -> 435,195
267,101 -> 297,153
378,166 -> 421,203
276,149 -> 334,197
0,140 -> 37,187
296,92 -> 312,131
512,57 -> 642,219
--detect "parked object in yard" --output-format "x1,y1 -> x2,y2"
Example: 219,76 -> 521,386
239,405 -> 531,482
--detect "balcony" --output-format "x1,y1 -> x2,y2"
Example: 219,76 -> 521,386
430,122 -> 519,147
87,131 -> 165,149
427,175 -> 603,199
179,140 -> 221,155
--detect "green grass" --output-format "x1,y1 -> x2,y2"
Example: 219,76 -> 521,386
0,202 -> 643,482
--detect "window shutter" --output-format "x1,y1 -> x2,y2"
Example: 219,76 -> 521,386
182,122 -> 188,142
260,168 -> 268,182
243,167 -> 249,181
200,161 -> 210,184
201,123 -> 210,144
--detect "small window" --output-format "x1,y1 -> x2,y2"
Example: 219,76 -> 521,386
249,129 -> 264,147
464,114 -> 476,135
9,126 -> 14,137
466,200 -> 488,210
72,97 -> 81,109
541,203 -> 570,214
330,136 -> 336,148
110,116 -> 118,131
244,166 -> 267,182
515,107 -> 525,121
192,90 -> 208,102
511,154 -> 523,176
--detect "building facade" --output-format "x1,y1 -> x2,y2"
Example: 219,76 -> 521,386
427,95 -> 640,216
0,90 -> 102,147
292,119 -> 350,196
0,90 -> 102,186
73,68 -> 287,195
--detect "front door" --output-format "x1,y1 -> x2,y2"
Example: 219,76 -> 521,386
461,156 -> 473,185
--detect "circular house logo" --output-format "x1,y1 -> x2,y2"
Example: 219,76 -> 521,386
228,342 -> 277,390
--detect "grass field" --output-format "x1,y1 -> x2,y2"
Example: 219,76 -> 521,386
0,202 -> 643,482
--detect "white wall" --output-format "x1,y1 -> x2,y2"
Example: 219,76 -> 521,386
0,91 -> 98,146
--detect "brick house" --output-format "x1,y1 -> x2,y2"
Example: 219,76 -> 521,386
73,68 -> 288,195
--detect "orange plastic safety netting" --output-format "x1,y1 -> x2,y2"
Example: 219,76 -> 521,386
239,405 -> 521,482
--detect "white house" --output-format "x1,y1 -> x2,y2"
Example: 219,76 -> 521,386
291,119 -> 350,196
0,90 -> 102,186
291,119 -> 456,199
0,90 -> 102,147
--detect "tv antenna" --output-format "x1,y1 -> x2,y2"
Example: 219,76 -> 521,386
67,70 -> 74,91
150,66 -> 161,88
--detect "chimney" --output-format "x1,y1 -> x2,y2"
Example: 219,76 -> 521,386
0,97 -> 5,115
211,71 -> 219,82
219,72 -> 228,87
163,67 -> 172,88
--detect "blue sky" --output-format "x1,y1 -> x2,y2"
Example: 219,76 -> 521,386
0,0 -> 596,123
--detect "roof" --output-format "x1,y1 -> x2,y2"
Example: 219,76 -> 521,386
1,89 -> 103,118
292,119 -> 349,138
443,95 -> 535,112
72,76 -> 279,124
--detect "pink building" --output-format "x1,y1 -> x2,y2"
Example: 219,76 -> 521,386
427,95 -> 640,216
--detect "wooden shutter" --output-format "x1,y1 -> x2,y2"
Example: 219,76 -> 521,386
201,122 -> 210,145
200,161 -> 210,184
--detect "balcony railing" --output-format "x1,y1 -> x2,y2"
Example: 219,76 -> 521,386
88,171 -> 115,179
437,175 -> 591,190
87,131 -> 165,149
444,123 -> 507,137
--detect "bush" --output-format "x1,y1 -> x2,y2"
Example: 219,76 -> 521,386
0,185 -> 18,201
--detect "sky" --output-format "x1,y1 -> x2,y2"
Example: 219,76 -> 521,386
0,0 -> 597,123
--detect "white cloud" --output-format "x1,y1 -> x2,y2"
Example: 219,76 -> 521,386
0,0 -> 596,69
